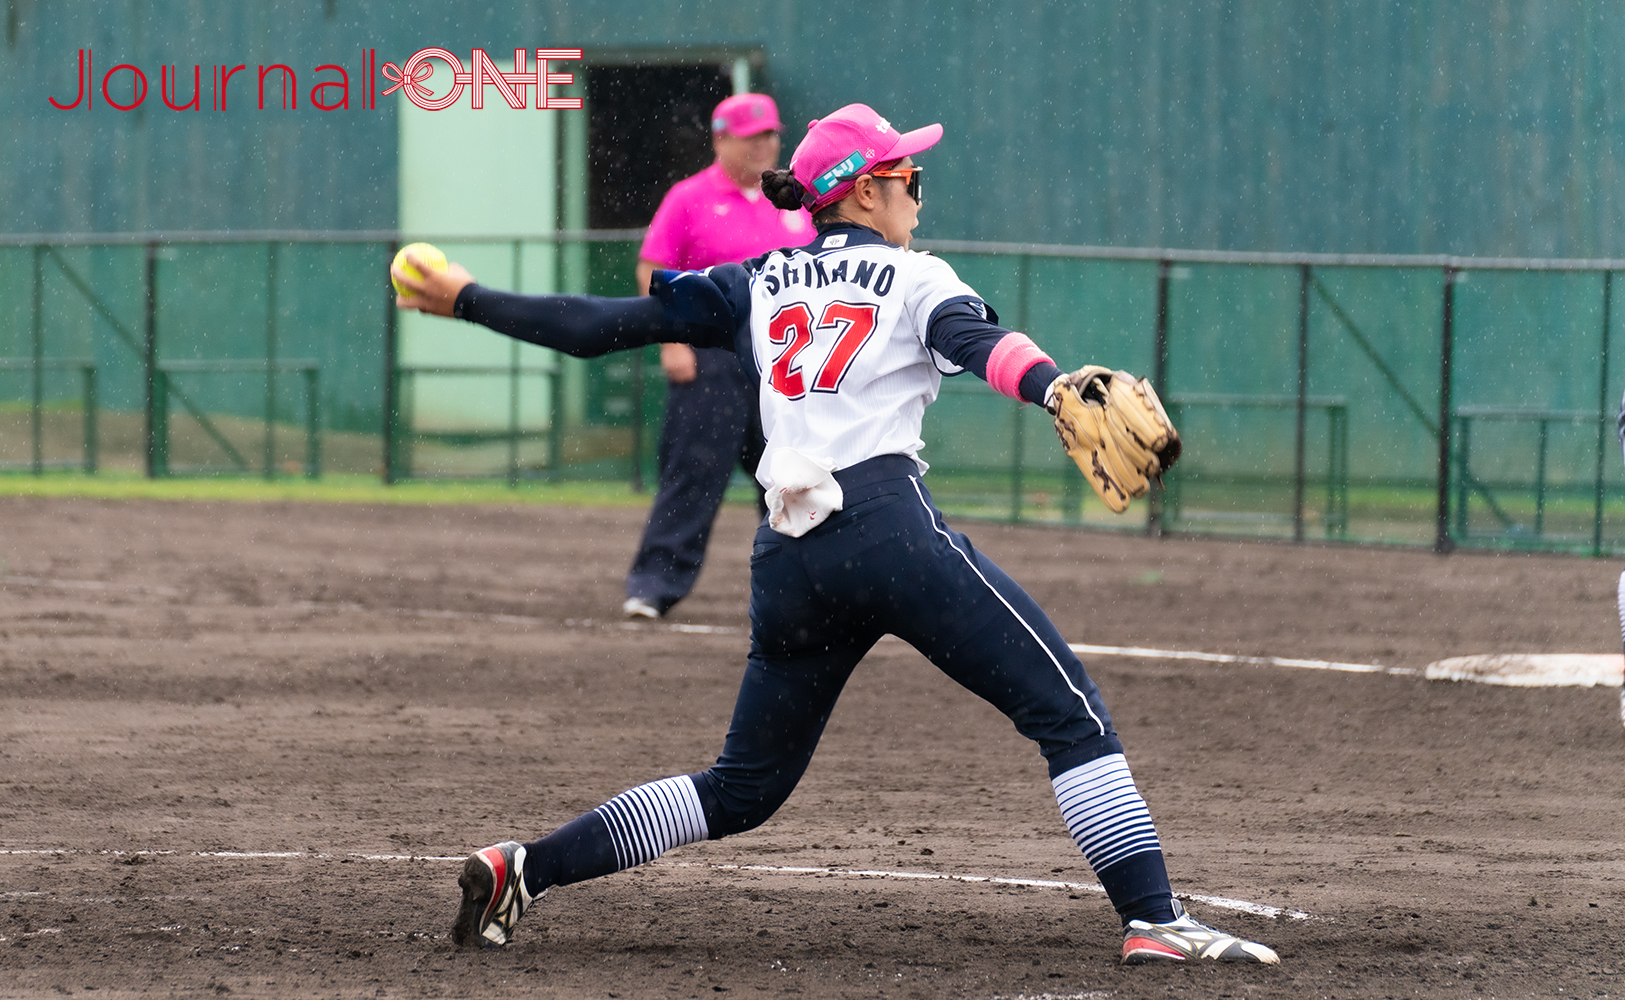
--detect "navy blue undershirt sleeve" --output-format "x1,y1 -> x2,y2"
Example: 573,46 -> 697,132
924,297 -> 1005,377
650,263 -> 761,385
650,265 -> 753,339
1022,361 -> 1065,406
451,284 -> 732,357
926,297 -> 1063,407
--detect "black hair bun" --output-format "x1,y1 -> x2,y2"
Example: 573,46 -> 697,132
761,169 -> 807,211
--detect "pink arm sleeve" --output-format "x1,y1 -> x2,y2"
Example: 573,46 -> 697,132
985,332 -> 1054,401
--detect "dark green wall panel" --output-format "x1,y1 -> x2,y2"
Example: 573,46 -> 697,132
4,1 -> 1624,255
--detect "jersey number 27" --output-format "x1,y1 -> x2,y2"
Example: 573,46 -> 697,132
766,301 -> 878,399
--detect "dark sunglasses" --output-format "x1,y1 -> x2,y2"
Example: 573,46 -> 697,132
846,165 -> 923,204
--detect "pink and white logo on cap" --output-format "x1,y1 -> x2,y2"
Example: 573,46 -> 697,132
789,103 -> 942,212
711,93 -> 783,136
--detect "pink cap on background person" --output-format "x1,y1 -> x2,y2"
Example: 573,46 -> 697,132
712,93 -> 783,136
789,103 -> 943,212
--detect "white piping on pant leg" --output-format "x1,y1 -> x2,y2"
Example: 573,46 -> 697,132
906,476 -> 1107,736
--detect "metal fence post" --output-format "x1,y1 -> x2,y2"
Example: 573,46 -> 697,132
1435,265 -> 1457,553
1147,258 -> 1172,537
30,244 -> 43,475
143,240 -> 159,479
1009,404 -> 1025,523
1534,418 -> 1549,537
549,366 -> 565,482
152,369 -> 169,477
509,341 -> 521,487
382,239 -> 400,484
1593,270 -> 1613,556
510,241 -> 522,487
1010,253 -> 1031,523
82,365 -> 97,474
1293,263 -> 1310,541
397,369 -> 416,478
264,242 -> 279,478
1454,415 -> 1470,540
304,366 -> 320,479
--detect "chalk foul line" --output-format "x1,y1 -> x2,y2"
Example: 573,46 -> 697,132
1069,642 -> 1414,676
654,862 -> 1311,920
0,849 -> 1310,920
20,573 -> 1609,685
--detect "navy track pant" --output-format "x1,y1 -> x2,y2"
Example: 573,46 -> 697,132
524,456 -> 1160,909
702,454 -> 1122,831
625,347 -> 765,613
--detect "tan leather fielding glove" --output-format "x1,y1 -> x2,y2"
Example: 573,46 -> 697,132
1045,366 -> 1181,513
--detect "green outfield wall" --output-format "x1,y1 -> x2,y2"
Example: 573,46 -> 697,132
4,2 -> 1624,553
4,1 -> 1625,256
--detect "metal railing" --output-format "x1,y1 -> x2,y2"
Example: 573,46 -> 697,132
1165,393 -> 1349,540
151,359 -> 320,478
3,229 -> 1622,554
1452,406 -> 1609,545
909,248 -> 1620,556
0,357 -> 96,473
390,362 -> 563,485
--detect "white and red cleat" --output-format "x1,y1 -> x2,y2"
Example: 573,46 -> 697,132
1122,899 -> 1280,965
452,840 -> 540,947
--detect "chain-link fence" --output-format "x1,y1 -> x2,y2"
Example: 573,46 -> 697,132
3,232 -> 1622,554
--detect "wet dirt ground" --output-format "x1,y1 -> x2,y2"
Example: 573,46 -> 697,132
1,496 -> 1620,999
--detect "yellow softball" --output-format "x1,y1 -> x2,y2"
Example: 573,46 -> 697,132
391,242 -> 448,296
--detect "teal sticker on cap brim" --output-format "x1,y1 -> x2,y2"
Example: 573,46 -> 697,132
812,150 -> 868,195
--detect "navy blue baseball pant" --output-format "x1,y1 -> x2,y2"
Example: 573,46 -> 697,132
625,346 -> 766,613
525,454 -> 1177,925
710,453 -> 1122,824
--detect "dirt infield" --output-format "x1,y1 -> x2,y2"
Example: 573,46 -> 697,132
2,495 -> 1621,999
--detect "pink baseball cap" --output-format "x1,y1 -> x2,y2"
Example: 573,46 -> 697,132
789,103 -> 943,212
711,93 -> 783,136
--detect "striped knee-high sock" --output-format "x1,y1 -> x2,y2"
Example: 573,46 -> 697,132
596,775 -> 710,869
1052,754 -> 1176,925
522,775 -> 709,896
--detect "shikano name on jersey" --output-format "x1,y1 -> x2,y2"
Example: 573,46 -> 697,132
760,255 -> 897,297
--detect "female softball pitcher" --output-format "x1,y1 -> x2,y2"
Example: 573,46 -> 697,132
393,103 -> 1279,966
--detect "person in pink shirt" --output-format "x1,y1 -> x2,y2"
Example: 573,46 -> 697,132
622,93 -> 813,619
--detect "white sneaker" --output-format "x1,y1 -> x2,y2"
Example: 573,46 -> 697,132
1122,898 -> 1280,964
622,597 -> 661,619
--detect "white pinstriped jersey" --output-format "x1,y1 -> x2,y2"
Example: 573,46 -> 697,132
746,228 -> 982,488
